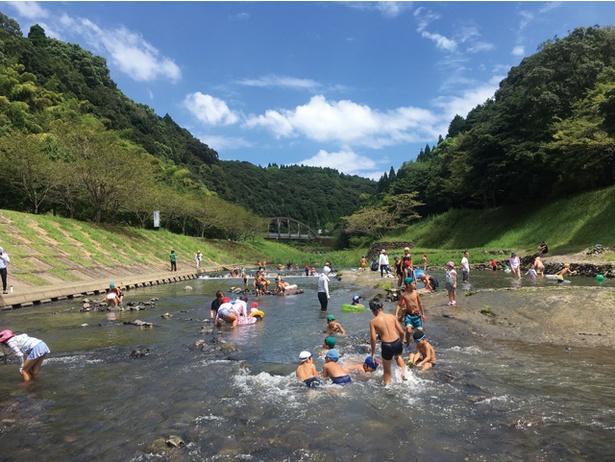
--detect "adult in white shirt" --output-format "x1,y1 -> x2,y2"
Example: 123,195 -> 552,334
378,250 -> 390,277
0,246 -> 10,294
461,251 -> 470,282
317,266 -> 331,311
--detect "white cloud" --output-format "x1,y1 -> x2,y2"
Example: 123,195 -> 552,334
539,2 -> 561,14
294,149 -> 384,177
230,12 -> 250,20
512,45 -> 525,57
414,7 -> 440,33
431,76 -> 502,122
245,95 -> 438,148
236,75 -> 320,91
421,31 -> 457,52
5,4 -> 181,83
347,2 -> 412,18
74,19 -> 181,83
6,1 -> 48,19
467,41 -> 495,53
184,92 -> 240,126
200,135 -> 252,152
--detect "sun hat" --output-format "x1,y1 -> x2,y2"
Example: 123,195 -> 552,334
404,277 -> 414,285
324,336 -> 337,348
447,261 -> 455,267
326,314 -> 335,321
364,356 -> 381,370
299,351 -> 312,361
0,329 -> 15,343
404,247 -> 410,251
413,330 -> 426,342
325,349 -> 339,361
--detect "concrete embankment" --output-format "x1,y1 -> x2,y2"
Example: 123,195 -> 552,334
0,266 -> 226,310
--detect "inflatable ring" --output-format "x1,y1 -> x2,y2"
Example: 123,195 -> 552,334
249,310 -> 265,319
341,303 -> 365,312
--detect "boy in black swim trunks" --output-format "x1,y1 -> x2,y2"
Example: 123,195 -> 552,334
296,351 -> 321,388
321,349 -> 351,385
369,298 -> 407,385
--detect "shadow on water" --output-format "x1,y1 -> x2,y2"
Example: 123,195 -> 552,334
0,272 -> 613,461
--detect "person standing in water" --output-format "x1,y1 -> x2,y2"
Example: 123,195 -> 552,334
0,330 -> 50,382
368,298 -> 407,385
317,266 -> 331,311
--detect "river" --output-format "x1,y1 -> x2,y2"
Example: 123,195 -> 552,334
0,270 -> 613,461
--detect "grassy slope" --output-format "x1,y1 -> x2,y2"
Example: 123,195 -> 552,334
0,210 -> 318,287
383,185 -> 615,266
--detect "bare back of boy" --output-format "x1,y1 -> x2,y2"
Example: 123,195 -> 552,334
296,362 -> 319,382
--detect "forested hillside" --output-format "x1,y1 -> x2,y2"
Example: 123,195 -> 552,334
384,26 -> 615,216
0,12 -> 375,236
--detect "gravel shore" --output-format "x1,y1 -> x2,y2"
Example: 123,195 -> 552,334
338,268 -> 615,350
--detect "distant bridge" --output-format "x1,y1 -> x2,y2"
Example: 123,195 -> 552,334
266,217 -> 319,240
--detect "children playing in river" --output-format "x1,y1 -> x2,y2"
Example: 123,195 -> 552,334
325,315 -> 346,335
408,330 -> 436,371
296,351 -> 321,388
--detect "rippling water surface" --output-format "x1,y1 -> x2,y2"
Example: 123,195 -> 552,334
0,270 -> 613,461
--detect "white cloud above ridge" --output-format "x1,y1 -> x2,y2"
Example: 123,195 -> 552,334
5,2 -> 181,83
244,95 -> 438,148
512,45 -> 525,57
293,148 -> 385,178
184,92 -> 240,126
75,19 -> 181,83
431,75 -> 502,122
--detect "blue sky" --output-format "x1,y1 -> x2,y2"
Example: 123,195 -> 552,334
3,2 -> 615,179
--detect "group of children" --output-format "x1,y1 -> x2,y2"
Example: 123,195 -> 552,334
296,276 -> 438,388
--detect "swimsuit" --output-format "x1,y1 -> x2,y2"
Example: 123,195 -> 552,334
304,377 -> 321,388
405,313 -> 423,329
331,375 -> 351,385
381,338 -> 403,361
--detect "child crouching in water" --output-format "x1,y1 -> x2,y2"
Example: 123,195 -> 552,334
408,330 -> 436,371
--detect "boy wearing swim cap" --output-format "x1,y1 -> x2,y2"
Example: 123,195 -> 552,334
321,349 -> 351,385
397,277 -> 425,349
408,330 -> 436,371
322,336 -> 337,354
296,351 -> 321,388
325,314 -> 346,336
368,298 -> 407,385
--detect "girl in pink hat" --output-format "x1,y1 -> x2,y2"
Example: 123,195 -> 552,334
0,330 -> 50,381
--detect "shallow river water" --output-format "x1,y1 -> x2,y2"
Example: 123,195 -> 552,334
0,270 -> 613,461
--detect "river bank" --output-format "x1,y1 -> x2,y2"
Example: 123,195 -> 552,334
339,267 -> 615,350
